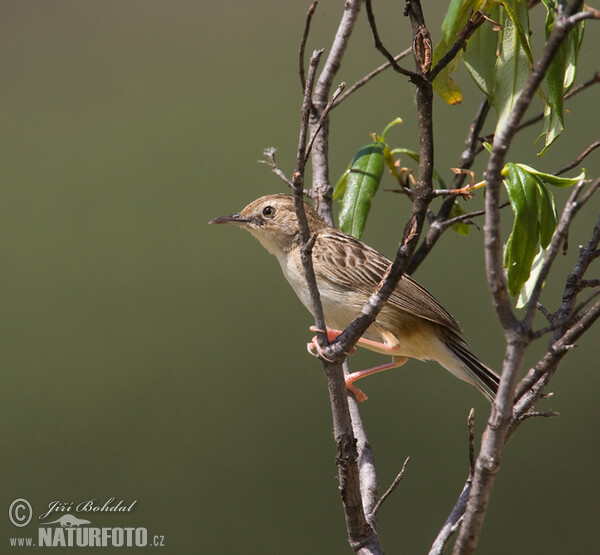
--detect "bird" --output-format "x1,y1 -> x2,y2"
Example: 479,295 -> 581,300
210,193 -> 500,402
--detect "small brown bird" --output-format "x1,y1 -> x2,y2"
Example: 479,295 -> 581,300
210,194 -> 499,402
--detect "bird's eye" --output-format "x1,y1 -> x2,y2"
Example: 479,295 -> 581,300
262,205 -> 275,217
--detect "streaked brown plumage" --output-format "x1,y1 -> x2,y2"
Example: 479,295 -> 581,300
210,194 -> 500,401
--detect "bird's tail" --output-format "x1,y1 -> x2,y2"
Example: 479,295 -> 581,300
443,337 -> 500,403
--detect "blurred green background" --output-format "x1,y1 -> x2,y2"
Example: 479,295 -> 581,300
1,1 -> 598,553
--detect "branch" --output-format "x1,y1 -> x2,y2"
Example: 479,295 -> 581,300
555,140 -> 600,175
365,0 -> 419,80
323,0 -> 435,361
299,1 -> 319,94
430,410 -> 476,555
369,457 -> 410,520
517,70 -> 600,132
455,3 -> 589,551
261,147 -> 293,187
409,99 -> 491,273
304,82 -> 346,164
309,0 -> 363,225
516,207 -> 600,401
429,11 -> 486,80
332,48 -> 412,108
291,49 -> 381,554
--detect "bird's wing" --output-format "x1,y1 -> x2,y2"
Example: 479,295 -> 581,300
313,230 -> 463,333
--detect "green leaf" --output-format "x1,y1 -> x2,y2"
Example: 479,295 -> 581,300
448,201 -> 471,236
441,0 -> 486,41
500,0 -> 534,64
535,178 -> 557,249
516,247 -> 546,308
493,1 -> 532,137
462,5 -> 500,99
514,164 -> 585,187
537,1 -> 585,154
389,148 -> 448,189
432,40 -> 463,105
337,142 -> 386,238
503,163 -> 540,296
333,169 -> 350,200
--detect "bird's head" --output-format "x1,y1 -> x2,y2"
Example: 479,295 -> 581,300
210,194 -> 327,255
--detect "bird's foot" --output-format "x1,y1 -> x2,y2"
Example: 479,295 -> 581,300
306,336 -> 335,362
308,326 -> 356,354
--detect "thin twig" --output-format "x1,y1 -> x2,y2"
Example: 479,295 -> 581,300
519,410 -> 560,421
304,82 -> 346,164
365,0 -> 419,80
467,409 -> 476,476
429,11 -> 486,80
555,140 -> 600,175
517,71 -> 600,132
429,479 -> 472,555
332,48 -> 412,108
299,1 -> 319,94
369,457 -> 410,519
439,201 -> 511,231
261,147 -> 292,187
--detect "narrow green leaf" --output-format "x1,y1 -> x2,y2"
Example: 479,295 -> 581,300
516,247 -> 546,308
500,0 -> 534,64
441,0 -> 485,41
449,201 -> 471,236
503,163 -> 540,296
389,148 -> 448,189
337,142 -> 386,238
333,169 -> 350,199
537,1 -> 585,154
462,5 -> 500,99
535,179 -> 557,249
493,3 -> 532,137
515,164 -> 585,187
432,40 -> 463,105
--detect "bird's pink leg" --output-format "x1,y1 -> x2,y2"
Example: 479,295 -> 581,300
345,358 -> 407,402
307,326 -> 408,402
308,326 -> 400,353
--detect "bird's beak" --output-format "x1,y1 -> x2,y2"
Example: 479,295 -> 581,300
209,213 -> 249,225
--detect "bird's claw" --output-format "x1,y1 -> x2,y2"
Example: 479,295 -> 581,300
308,326 -> 356,355
345,380 -> 368,402
306,337 -> 335,362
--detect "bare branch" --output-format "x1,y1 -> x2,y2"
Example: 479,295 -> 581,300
429,479 -> 471,555
555,140 -> 600,175
309,0 -> 363,225
429,11 -> 486,80
409,99 -> 491,273
467,409 -> 476,476
292,48 -> 384,554
332,48 -> 412,108
365,0 -> 419,80
304,82 -> 346,164
299,1 -> 319,94
519,410 -> 560,421
369,457 -> 410,519
261,147 -> 292,187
